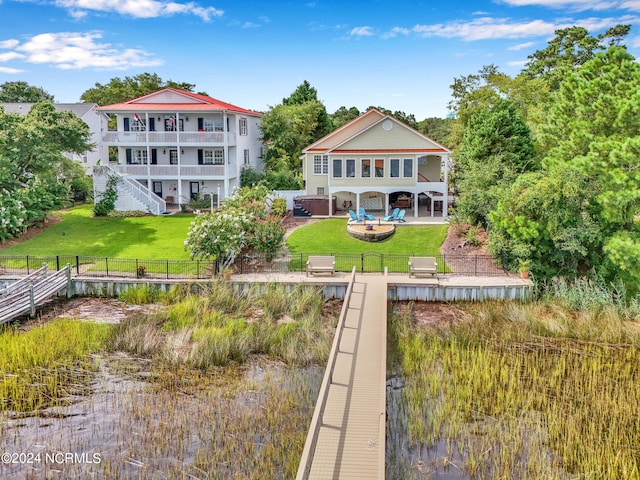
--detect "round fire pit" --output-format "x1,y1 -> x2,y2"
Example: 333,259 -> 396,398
347,223 -> 395,242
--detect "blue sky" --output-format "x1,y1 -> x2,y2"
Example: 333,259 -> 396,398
1,0 -> 639,119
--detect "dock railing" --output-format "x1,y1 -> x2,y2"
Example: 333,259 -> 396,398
296,266 -> 357,479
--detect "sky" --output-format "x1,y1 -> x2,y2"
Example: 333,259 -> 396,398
1,0 -> 640,119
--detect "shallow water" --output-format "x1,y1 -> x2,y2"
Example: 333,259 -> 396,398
1,354 -> 322,479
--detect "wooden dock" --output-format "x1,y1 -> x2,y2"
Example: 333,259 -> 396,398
297,272 -> 387,479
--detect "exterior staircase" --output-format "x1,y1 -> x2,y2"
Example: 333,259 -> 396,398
293,203 -> 312,217
93,165 -> 167,215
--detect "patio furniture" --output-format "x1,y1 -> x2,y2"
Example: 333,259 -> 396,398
348,209 -> 363,222
359,207 -> 375,221
383,208 -> 400,221
408,257 -> 438,277
306,256 -> 336,276
396,209 -> 406,222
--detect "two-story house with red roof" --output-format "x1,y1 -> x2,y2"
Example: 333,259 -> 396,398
94,88 -> 263,214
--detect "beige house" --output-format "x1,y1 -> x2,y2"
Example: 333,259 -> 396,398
301,108 -> 451,219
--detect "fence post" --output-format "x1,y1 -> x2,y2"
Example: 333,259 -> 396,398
76,255 -> 80,275
29,285 -> 35,317
26,255 -> 30,274
361,254 -> 364,273
66,263 -> 73,298
166,260 -> 169,279
106,257 -> 109,277
56,256 -> 60,272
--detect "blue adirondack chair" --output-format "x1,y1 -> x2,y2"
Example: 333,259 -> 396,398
348,209 -> 363,222
359,207 -> 375,221
383,208 -> 400,221
396,209 -> 406,222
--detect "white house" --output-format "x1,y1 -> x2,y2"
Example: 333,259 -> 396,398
94,88 -> 263,214
0,102 -> 108,174
300,108 -> 451,219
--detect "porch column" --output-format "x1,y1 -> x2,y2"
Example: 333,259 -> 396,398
356,193 -> 360,216
384,193 -> 389,217
413,193 -> 418,218
431,195 -> 435,217
328,194 -> 332,217
443,154 -> 449,219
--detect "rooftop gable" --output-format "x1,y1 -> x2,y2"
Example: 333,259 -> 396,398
97,88 -> 262,116
304,108 -> 450,154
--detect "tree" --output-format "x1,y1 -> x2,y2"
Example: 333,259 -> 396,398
417,117 -> 453,146
520,25 -> 630,91
0,102 -> 92,236
80,73 -> 197,105
0,81 -> 54,103
490,46 -> 640,293
453,99 -> 535,227
261,98 -> 329,171
282,80 -> 333,142
369,107 -> 418,129
330,106 -> 360,129
448,65 -> 550,151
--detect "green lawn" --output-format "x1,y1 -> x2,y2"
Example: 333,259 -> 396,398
286,219 -> 448,255
286,219 -> 449,272
2,205 -> 196,260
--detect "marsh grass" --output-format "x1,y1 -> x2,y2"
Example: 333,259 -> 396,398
0,319 -> 111,412
112,281 -> 333,368
388,299 -> 640,479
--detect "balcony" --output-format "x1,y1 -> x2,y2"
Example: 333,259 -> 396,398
112,164 -> 226,178
101,131 -> 236,146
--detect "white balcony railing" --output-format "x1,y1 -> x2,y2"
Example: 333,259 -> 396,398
101,131 -> 235,145
112,164 -> 226,177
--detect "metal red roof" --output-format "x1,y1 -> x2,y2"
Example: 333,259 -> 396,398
97,88 -> 262,116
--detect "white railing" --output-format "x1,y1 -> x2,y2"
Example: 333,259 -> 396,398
101,131 -> 234,145
111,165 -> 226,177
95,165 -> 167,215
0,264 -> 70,324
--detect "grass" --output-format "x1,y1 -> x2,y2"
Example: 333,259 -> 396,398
112,282 -> 333,367
0,319 -> 112,412
387,298 -> 640,479
286,218 -> 448,255
1,205 -> 195,259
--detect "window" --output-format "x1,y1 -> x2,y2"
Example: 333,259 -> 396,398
313,154 -> 328,174
403,158 -> 413,178
317,187 -> 325,195
390,158 -> 400,178
361,159 -> 371,178
346,159 -> 356,178
170,150 -> 178,165
132,149 -> 148,165
239,118 -> 248,136
244,149 -> 250,165
82,155 -> 88,164
164,116 -> 184,132
333,158 -> 343,178
130,117 -> 146,132
214,150 -> 224,165
202,150 -> 214,165
375,159 -> 384,178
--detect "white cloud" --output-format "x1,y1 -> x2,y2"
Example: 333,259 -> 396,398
382,27 -> 410,39
0,39 -> 20,49
15,32 -> 163,70
350,26 -> 374,36
242,22 -> 259,28
508,59 -> 530,67
412,15 -> 636,41
0,66 -> 25,74
53,0 -> 224,21
509,41 -> 536,50
0,52 -> 24,62
499,0 -> 640,12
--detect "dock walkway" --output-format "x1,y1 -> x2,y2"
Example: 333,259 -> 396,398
297,273 -> 387,479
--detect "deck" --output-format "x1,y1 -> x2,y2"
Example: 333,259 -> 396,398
297,273 -> 387,479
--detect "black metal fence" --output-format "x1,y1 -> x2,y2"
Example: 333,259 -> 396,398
0,252 -> 508,279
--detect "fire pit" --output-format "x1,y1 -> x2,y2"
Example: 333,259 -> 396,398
347,223 -> 395,242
